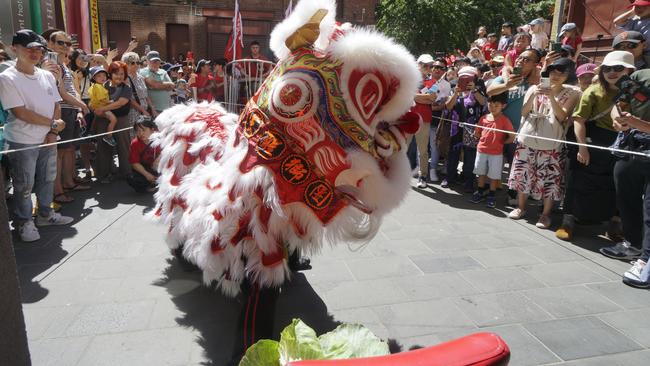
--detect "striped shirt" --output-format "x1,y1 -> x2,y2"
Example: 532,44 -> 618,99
60,64 -> 79,110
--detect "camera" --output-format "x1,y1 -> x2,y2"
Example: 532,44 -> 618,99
615,75 -> 650,104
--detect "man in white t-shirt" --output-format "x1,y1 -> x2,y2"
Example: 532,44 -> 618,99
0,30 -> 73,242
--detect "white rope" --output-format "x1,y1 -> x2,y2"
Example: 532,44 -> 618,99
437,115 -> 650,159
0,126 -> 132,155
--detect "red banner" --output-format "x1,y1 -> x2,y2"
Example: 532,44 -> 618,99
224,0 -> 243,62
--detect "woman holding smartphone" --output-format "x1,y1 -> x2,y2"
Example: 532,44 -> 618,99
556,51 -> 635,245
507,58 -> 581,229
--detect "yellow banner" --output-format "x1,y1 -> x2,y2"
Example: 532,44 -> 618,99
89,0 -> 101,51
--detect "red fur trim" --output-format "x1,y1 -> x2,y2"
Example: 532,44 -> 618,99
211,237 -> 224,253
231,212 -> 252,245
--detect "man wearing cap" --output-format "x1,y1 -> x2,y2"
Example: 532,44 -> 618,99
410,54 -> 438,187
498,22 -> 514,51
615,0 -> 650,53
0,30 -> 74,242
189,59 -> 217,103
139,50 -> 175,114
613,31 -> 648,70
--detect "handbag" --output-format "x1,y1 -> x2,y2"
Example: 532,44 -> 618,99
517,87 -> 573,150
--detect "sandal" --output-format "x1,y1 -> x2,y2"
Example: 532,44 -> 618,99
64,183 -> 91,191
54,193 -> 74,203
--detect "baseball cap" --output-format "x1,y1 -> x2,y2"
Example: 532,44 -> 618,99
491,55 -> 505,64
543,57 -> 575,76
560,23 -> 577,35
487,33 -> 497,38
147,50 -> 161,62
12,29 -> 49,50
89,66 -> 108,80
612,31 -> 645,48
576,63 -> 597,77
416,54 -> 434,64
458,66 -> 478,78
194,59 -> 210,73
529,18 -> 545,26
629,0 -> 650,7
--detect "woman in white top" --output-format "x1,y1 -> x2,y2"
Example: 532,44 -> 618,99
122,52 -> 155,129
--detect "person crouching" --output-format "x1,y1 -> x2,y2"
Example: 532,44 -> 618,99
127,117 -> 160,193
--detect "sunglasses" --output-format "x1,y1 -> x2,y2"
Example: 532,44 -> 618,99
56,40 -> 73,47
615,42 -> 639,50
547,65 -> 568,73
602,65 -> 626,73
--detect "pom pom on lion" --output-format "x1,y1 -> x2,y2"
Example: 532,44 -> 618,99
149,0 -> 422,297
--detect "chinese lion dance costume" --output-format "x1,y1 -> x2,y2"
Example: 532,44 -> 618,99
150,0 -> 421,297
150,2 -> 513,364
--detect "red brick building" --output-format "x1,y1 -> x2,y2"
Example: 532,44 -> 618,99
97,0 -> 377,61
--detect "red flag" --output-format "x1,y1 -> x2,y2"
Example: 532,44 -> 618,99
225,0 -> 243,62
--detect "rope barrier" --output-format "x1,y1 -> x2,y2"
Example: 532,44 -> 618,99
0,126 -> 132,155
435,115 -> 650,159
2,102 -> 648,159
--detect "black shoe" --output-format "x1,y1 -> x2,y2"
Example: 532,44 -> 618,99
288,254 -> 312,271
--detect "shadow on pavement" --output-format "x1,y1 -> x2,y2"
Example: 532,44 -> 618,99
14,179 -> 155,304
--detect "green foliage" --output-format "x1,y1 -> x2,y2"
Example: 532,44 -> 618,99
239,319 -> 389,365
376,0 -> 556,54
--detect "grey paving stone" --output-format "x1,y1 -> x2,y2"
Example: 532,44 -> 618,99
373,299 -> 475,338
63,300 -> 156,337
24,304 -> 84,340
23,278 -> 123,308
558,349 -> 650,365
466,247 -> 543,268
76,327 -> 211,366
315,278 -> 409,310
389,272 -> 479,301
345,256 -> 421,280
459,267 -> 546,293
525,286 -> 622,318
420,234 -> 486,252
382,227 -> 443,240
435,324 -> 561,366
521,261 -> 611,287
409,254 -> 483,274
468,231 -> 544,249
328,308 -> 390,340
367,238 -> 432,257
303,258 -> 354,285
396,333 -> 445,351
523,317 -> 642,361
454,292 -> 553,327
522,244 -> 587,263
29,336 -> 92,366
588,282 -> 650,309
598,309 -> 650,348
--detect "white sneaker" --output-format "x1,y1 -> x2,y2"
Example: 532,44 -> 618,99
416,176 -> 427,188
35,212 -> 74,227
429,169 -> 439,183
19,220 -> 40,242
508,208 -> 526,220
624,259 -> 647,281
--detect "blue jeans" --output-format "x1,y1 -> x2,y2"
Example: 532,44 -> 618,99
5,141 -> 57,223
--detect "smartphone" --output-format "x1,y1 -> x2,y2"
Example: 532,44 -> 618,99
144,44 -> 151,54
458,77 -> 470,91
540,77 -> 550,89
46,51 -> 59,64
551,42 -> 562,53
108,40 -> 117,49
512,66 -> 522,75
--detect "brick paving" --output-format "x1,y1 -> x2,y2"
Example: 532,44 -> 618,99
14,179 -> 650,365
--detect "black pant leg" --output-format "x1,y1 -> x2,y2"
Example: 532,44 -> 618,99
614,160 -> 645,249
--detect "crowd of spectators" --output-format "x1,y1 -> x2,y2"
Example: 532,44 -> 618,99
0,1 -> 649,289
409,0 -> 650,288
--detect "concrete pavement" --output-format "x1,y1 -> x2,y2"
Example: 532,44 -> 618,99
13,179 -> 650,365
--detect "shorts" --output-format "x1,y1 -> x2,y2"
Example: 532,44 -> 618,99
474,152 -> 503,180
58,108 -> 80,149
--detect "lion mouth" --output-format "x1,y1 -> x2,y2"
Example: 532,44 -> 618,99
336,184 -> 373,215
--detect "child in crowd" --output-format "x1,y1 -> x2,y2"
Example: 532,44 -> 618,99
88,66 -> 117,146
529,18 -> 549,50
505,33 -> 532,68
127,116 -> 161,193
560,23 -> 583,62
498,22 -> 514,51
174,78 -> 189,104
471,92 -> 515,208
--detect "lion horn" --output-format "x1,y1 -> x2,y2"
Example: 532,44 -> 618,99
285,9 -> 328,52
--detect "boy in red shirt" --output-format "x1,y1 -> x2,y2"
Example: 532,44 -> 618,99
471,92 -> 515,208
127,117 -> 161,192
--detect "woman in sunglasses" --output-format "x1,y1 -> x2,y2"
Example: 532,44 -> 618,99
612,31 -> 647,70
556,51 -> 636,245
507,58 -> 581,228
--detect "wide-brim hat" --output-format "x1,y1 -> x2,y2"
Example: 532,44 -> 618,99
599,50 -> 636,70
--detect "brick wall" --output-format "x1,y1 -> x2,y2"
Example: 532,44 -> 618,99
97,0 -> 377,60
